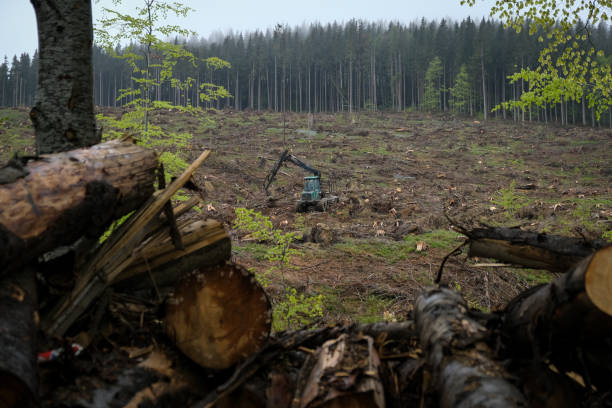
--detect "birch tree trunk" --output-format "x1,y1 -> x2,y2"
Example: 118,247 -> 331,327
30,0 -> 98,154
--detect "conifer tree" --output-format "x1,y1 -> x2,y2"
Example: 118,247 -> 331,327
423,56 -> 443,111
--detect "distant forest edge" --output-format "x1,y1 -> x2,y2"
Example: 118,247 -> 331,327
2,18 -> 612,126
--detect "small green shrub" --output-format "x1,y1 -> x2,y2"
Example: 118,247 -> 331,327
233,208 -> 324,331
492,181 -> 530,218
273,288 -> 324,332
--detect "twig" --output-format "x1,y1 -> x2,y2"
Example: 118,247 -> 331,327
435,240 -> 469,284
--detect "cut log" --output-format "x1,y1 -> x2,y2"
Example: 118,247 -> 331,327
0,267 -> 38,408
165,262 -> 271,370
501,245 -> 612,390
0,139 -> 158,274
292,333 -> 385,408
415,287 -> 527,407
462,226 -> 606,272
42,150 -> 210,337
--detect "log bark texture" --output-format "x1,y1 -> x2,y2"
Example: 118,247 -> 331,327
465,227 -> 606,272
501,245 -> 612,390
0,139 -> 157,274
0,267 -> 37,408
166,262 -> 271,370
415,287 -> 527,408
30,0 -> 98,153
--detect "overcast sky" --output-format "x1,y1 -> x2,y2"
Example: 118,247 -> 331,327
1,0 -> 495,62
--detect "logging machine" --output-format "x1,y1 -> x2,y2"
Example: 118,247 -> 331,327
263,149 -> 338,212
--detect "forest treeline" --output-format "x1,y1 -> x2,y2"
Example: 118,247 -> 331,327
2,18 -> 611,125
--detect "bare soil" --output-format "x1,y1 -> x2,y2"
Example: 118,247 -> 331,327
154,108 -> 611,322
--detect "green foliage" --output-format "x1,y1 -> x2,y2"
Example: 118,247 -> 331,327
492,181 -> 530,217
94,0 -> 230,177
233,208 -> 324,331
450,64 -> 471,113
603,230 -> 612,242
233,208 -> 300,275
570,197 -> 612,232
424,56 -> 444,112
463,0 -> 612,119
273,288 -> 324,332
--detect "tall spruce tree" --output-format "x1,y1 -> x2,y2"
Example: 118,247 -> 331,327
423,56 -> 443,112
450,64 -> 471,113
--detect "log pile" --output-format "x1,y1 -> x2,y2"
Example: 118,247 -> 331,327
0,140 -> 273,407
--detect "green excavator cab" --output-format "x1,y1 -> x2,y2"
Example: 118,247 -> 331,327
301,176 -> 321,201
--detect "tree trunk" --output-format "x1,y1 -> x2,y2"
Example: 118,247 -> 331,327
415,287 -> 527,407
501,246 -> 612,391
29,0 -> 98,154
165,262 -> 271,370
0,267 -> 38,408
0,139 -> 157,275
463,226 -> 606,272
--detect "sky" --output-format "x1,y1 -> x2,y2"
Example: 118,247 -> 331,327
1,0 -> 495,62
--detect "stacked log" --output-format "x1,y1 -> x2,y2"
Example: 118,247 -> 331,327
0,139 -> 158,274
501,246 -> 612,391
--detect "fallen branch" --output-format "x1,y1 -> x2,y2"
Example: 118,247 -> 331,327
461,226 -> 606,272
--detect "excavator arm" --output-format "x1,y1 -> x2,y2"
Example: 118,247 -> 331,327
263,149 -> 320,196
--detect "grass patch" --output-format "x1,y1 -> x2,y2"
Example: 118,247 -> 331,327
321,288 -> 395,324
403,229 -> 462,250
514,268 -> 555,285
334,239 -> 415,264
335,230 -> 461,264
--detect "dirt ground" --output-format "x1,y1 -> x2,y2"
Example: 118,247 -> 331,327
149,108 -> 612,324
2,107 -> 611,324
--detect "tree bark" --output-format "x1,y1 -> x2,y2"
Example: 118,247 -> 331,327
501,246 -> 612,391
463,226 -> 606,272
415,287 -> 527,407
165,262 -> 272,370
29,0 -> 98,154
0,267 -> 37,408
0,139 -> 157,275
